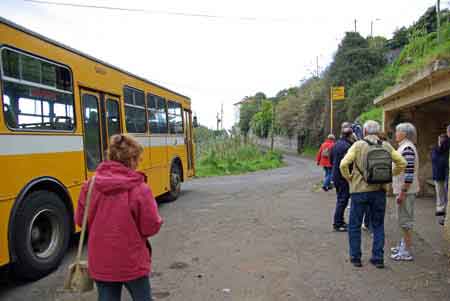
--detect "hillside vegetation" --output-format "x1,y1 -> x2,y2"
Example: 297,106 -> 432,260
238,6 -> 450,152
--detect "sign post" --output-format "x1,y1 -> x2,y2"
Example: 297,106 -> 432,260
330,86 -> 345,134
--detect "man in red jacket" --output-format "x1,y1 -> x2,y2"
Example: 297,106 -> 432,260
316,134 -> 336,191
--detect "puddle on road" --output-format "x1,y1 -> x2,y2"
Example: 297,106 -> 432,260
169,261 -> 189,270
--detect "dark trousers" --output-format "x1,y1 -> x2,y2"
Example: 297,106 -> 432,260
363,209 -> 371,229
333,181 -> 350,227
348,191 -> 386,262
96,276 -> 152,301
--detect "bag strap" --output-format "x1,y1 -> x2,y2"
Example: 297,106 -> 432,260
75,176 -> 95,264
363,138 -> 383,146
363,138 -> 374,146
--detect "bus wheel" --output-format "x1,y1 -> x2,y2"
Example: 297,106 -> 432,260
163,163 -> 182,202
12,191 -> 71,280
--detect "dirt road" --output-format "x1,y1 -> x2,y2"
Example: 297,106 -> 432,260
1,155 -> 450,300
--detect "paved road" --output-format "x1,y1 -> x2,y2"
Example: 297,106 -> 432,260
1,155 -> 450,300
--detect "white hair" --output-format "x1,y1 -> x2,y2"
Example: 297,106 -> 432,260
363,120 -> 381,135
396,122 -> 417,142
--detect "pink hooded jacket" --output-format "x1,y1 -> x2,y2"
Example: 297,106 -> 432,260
75,161 -> 163,282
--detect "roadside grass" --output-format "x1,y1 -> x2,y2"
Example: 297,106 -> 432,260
195,140 -> 284,177
301,146 -> 318,158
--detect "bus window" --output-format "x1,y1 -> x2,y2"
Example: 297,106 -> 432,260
147,94 -> 168,134
82,94 -> 102,170
0,48 -> 74,131
123,86 -> 146,133
106,99 -> 120,137
167,101 -> 183,134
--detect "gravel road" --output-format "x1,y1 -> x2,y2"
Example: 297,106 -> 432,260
1,154 -> 450,301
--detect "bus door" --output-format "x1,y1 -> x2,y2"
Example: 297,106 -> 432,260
80,89 -> 121,177
184,109 -> 195,176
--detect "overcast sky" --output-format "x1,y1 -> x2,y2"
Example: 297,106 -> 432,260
0,0 -> 444,129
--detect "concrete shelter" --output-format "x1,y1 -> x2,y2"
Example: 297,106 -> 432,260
374,60 -> 450,195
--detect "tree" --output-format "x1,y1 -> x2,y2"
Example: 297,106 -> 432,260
239,101 -> 259,136
238,92 -> 269,136
387,27 -> 409,49
250,100 -> 273,138
345,72 -> 395,121
411,6 -> 439,35
368,36 -> 388,49
328,32 -> 387,88
254,92 -> 267,100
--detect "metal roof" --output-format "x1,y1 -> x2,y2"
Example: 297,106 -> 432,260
0,16 -> 190,101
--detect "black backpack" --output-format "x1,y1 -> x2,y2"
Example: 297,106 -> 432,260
356,139 -> 392,184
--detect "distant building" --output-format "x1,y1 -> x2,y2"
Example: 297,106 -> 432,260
233,97 -> 256,125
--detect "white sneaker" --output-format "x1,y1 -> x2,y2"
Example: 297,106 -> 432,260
390,251 -> 413,261
390,240 -> 405,254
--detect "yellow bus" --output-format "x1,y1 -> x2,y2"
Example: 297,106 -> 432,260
0,17 -> 195,280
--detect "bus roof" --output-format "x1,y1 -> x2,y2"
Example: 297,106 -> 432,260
0,16 -> 190,101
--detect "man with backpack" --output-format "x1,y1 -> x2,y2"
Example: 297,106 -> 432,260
316,134 -> 336,191
340,120 -> 406,268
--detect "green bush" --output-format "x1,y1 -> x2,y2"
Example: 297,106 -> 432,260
391,23 -> 450,83
358,107 -> 383,124
196,140 -> 283,177
346,72 -> 395,121
301,146 -> 319,158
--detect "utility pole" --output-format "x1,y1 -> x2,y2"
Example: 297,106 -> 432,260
354,19 -> 357,32
330,88 -> 334,135
216,112 -> 220,131
437,0 -> 441,43
370,19 -> 381,38
316,56 -> 320,78
220,103 -> 224,130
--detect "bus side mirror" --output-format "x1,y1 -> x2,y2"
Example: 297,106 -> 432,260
193,116 -> 199,128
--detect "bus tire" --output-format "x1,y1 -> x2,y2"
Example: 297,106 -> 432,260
163,163 -> 182,202
11,190 -> 71,280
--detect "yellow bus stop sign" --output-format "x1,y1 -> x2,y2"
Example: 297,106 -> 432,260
331,86 -> 345,101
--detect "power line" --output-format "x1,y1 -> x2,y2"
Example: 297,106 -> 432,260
24,0 -> 295,22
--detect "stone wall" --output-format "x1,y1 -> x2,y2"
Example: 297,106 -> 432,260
252,135 -> 300,154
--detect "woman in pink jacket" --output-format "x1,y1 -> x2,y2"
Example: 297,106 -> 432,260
75,134 -> 163,301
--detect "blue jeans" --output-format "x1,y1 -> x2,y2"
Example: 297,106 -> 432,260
363,209 -> 371,229
96,276 -> 152,301
348,191 -> 386,262
333,180 -> 349,227
323,167 -> 332,189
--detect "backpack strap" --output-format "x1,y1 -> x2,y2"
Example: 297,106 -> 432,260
363,138 -> 383,146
